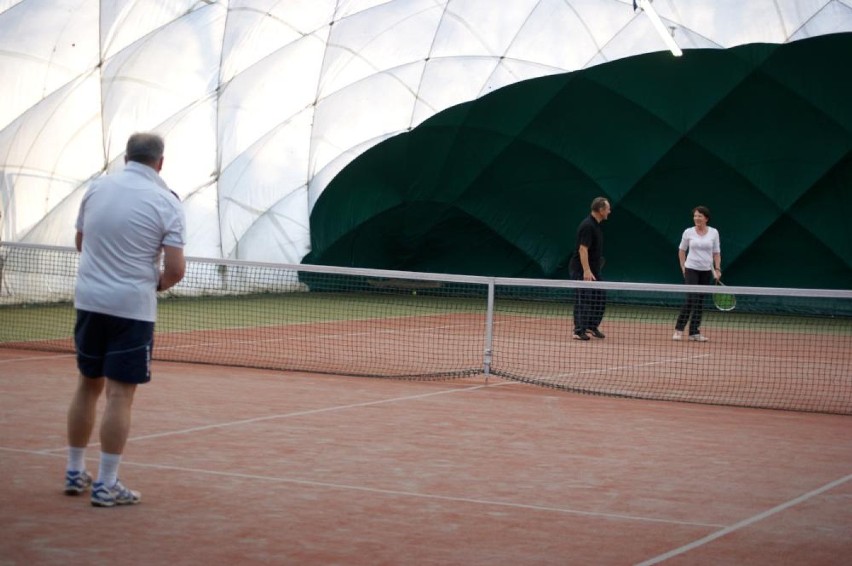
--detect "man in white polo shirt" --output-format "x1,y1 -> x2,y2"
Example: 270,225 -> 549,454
64,132 -> 186,507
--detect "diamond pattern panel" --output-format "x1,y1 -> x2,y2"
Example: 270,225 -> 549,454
308,34 -> 852,288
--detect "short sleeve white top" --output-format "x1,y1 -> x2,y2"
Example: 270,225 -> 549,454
679,226 -> 720,271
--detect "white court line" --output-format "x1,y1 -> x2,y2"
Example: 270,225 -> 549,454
634,472 -> 852,566
0,352 -> 74,364
0,445 -> 722,530
35,379 -> 517,453
0,315 -> 490,359
0,317 -> 487,360
124,460 -> 725,529
552,353 -> 712,379
155,320 -> 487,353
4,376 -> 727,530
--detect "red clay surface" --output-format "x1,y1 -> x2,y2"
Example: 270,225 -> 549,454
1,347 -> 851,565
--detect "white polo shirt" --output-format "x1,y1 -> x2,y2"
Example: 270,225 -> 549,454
75,162 -> 186,322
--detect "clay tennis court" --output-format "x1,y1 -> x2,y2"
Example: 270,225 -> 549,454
1,344 -> 850,565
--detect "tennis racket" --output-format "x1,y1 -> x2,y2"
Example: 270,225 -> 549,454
712,279 -> 736,312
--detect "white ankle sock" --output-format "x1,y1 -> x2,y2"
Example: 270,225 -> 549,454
67,447 -> 86,472
97,452 -> 122,487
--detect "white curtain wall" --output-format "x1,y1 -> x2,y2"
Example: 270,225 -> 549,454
2,0 -> 851,261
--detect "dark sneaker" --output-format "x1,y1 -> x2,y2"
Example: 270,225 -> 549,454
64,470 -> 93,495
587,328 -> 605,339
572,332 -> 590,341
91,480 -> 141,507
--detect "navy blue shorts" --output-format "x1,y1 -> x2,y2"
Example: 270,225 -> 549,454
74,310 -> 155,384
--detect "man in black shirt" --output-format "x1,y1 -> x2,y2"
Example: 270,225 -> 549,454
568,197 -> 612,340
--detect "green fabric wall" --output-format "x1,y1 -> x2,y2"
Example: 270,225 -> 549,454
304,34 -> 852,289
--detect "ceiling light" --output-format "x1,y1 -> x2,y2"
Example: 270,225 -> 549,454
636,0 -> 683,57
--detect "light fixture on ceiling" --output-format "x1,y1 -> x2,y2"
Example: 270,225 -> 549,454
635,0 -> 683,57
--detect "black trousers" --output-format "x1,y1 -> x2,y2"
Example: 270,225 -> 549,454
675,268 -> 712,334
571,272 -> 606,334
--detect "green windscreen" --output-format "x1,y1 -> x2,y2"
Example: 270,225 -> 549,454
304,33 -> 852,290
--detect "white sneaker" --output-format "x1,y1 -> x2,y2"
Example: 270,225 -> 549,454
64,470 -> 93,495
91,479 -> 141,507
672,331 -> 683,341
688,334 -> 708,342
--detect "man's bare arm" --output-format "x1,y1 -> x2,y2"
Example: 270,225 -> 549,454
579,245 -> 595,281
157,245 -> 186,292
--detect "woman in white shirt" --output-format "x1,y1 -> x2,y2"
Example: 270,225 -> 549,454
673,206 -> 721,342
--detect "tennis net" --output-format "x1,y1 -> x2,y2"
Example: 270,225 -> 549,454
2,242 -> 850,414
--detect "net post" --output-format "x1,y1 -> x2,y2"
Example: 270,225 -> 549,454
483,279 -> 495,380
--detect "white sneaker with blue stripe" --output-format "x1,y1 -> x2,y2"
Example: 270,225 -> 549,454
91,480 -> 141,507
64,470 -> 93,495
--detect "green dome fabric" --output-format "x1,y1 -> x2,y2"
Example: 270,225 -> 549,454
304,33 -> 852,289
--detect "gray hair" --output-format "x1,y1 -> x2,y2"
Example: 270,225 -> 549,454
590,197 -> 610,213
125,132 -> 164,165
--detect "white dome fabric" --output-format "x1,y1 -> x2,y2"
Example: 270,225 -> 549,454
1,0 -> 851,262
